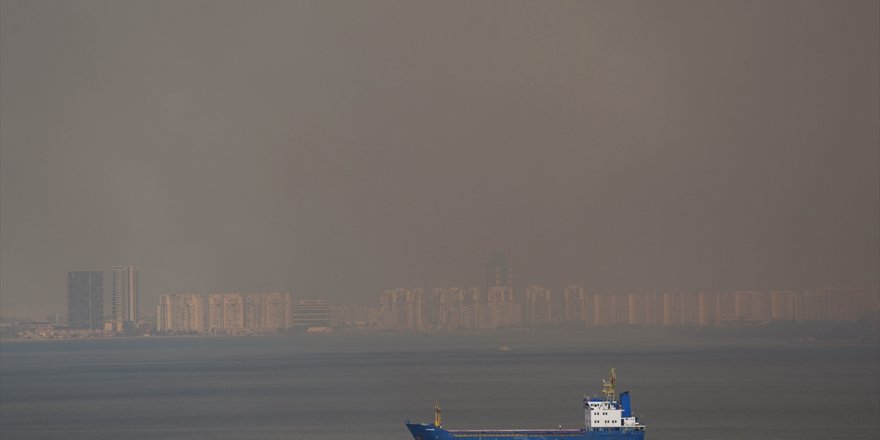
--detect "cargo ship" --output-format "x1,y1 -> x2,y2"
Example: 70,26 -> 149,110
405,369 -> 645,440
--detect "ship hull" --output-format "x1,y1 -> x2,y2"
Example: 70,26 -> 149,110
406,423 -> 645,440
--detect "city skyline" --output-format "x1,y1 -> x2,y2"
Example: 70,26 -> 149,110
2,1 -> 878,319
5,258 -> 880,322
7,245 -> 879,337
8,283 -> 877,340
6,249 -> 880,324
149,284 -> 879,333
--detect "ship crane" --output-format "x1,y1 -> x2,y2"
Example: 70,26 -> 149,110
434,401 -> 442,428
602,368 -> 617,402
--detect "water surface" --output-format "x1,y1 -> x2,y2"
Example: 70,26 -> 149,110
2,333 -> 877,440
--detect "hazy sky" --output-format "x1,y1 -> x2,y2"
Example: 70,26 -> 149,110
1,0 -> 878,318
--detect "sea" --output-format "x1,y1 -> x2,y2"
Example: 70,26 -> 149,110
1,332 -> 878,440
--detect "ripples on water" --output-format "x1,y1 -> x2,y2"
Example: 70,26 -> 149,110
1,333 -> 878,440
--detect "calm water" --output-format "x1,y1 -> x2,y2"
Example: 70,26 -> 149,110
1,333 -> 878,440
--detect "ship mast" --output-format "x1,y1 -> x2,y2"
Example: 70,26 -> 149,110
434,401 -> 442,427
602,368 -> 616,401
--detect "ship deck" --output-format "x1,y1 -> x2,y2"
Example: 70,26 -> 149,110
448,429 -> 586,436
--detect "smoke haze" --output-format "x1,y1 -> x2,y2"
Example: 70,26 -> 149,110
1,0 -> 878,317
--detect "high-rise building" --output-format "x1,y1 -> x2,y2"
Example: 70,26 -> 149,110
698,292 -> 718,326
244,292 -> 291,330
818,288 -> 879,321
563,285 -> 586,322
524,285 -> 552,325
67,271 -> 103,330
330,304 -> 372,327
485,251 -> 512,292
462,287 -> 483,330
207,293 -> 244,332
486,286 -> 520,328
379,289 -> 424,330
111,266 -> 139,326
156,293 -> 204,333
291,299 -> 331,328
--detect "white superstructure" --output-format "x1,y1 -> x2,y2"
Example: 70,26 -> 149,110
585,400 -> 622,428
583,369 -> 645,432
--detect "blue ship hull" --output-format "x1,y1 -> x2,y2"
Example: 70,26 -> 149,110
406,423 -> 645,440
406,370 -> 645,440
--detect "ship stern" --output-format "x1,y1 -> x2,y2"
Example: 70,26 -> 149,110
405,422 -> 456,440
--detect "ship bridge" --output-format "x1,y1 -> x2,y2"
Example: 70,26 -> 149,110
583,369 -> 645,432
